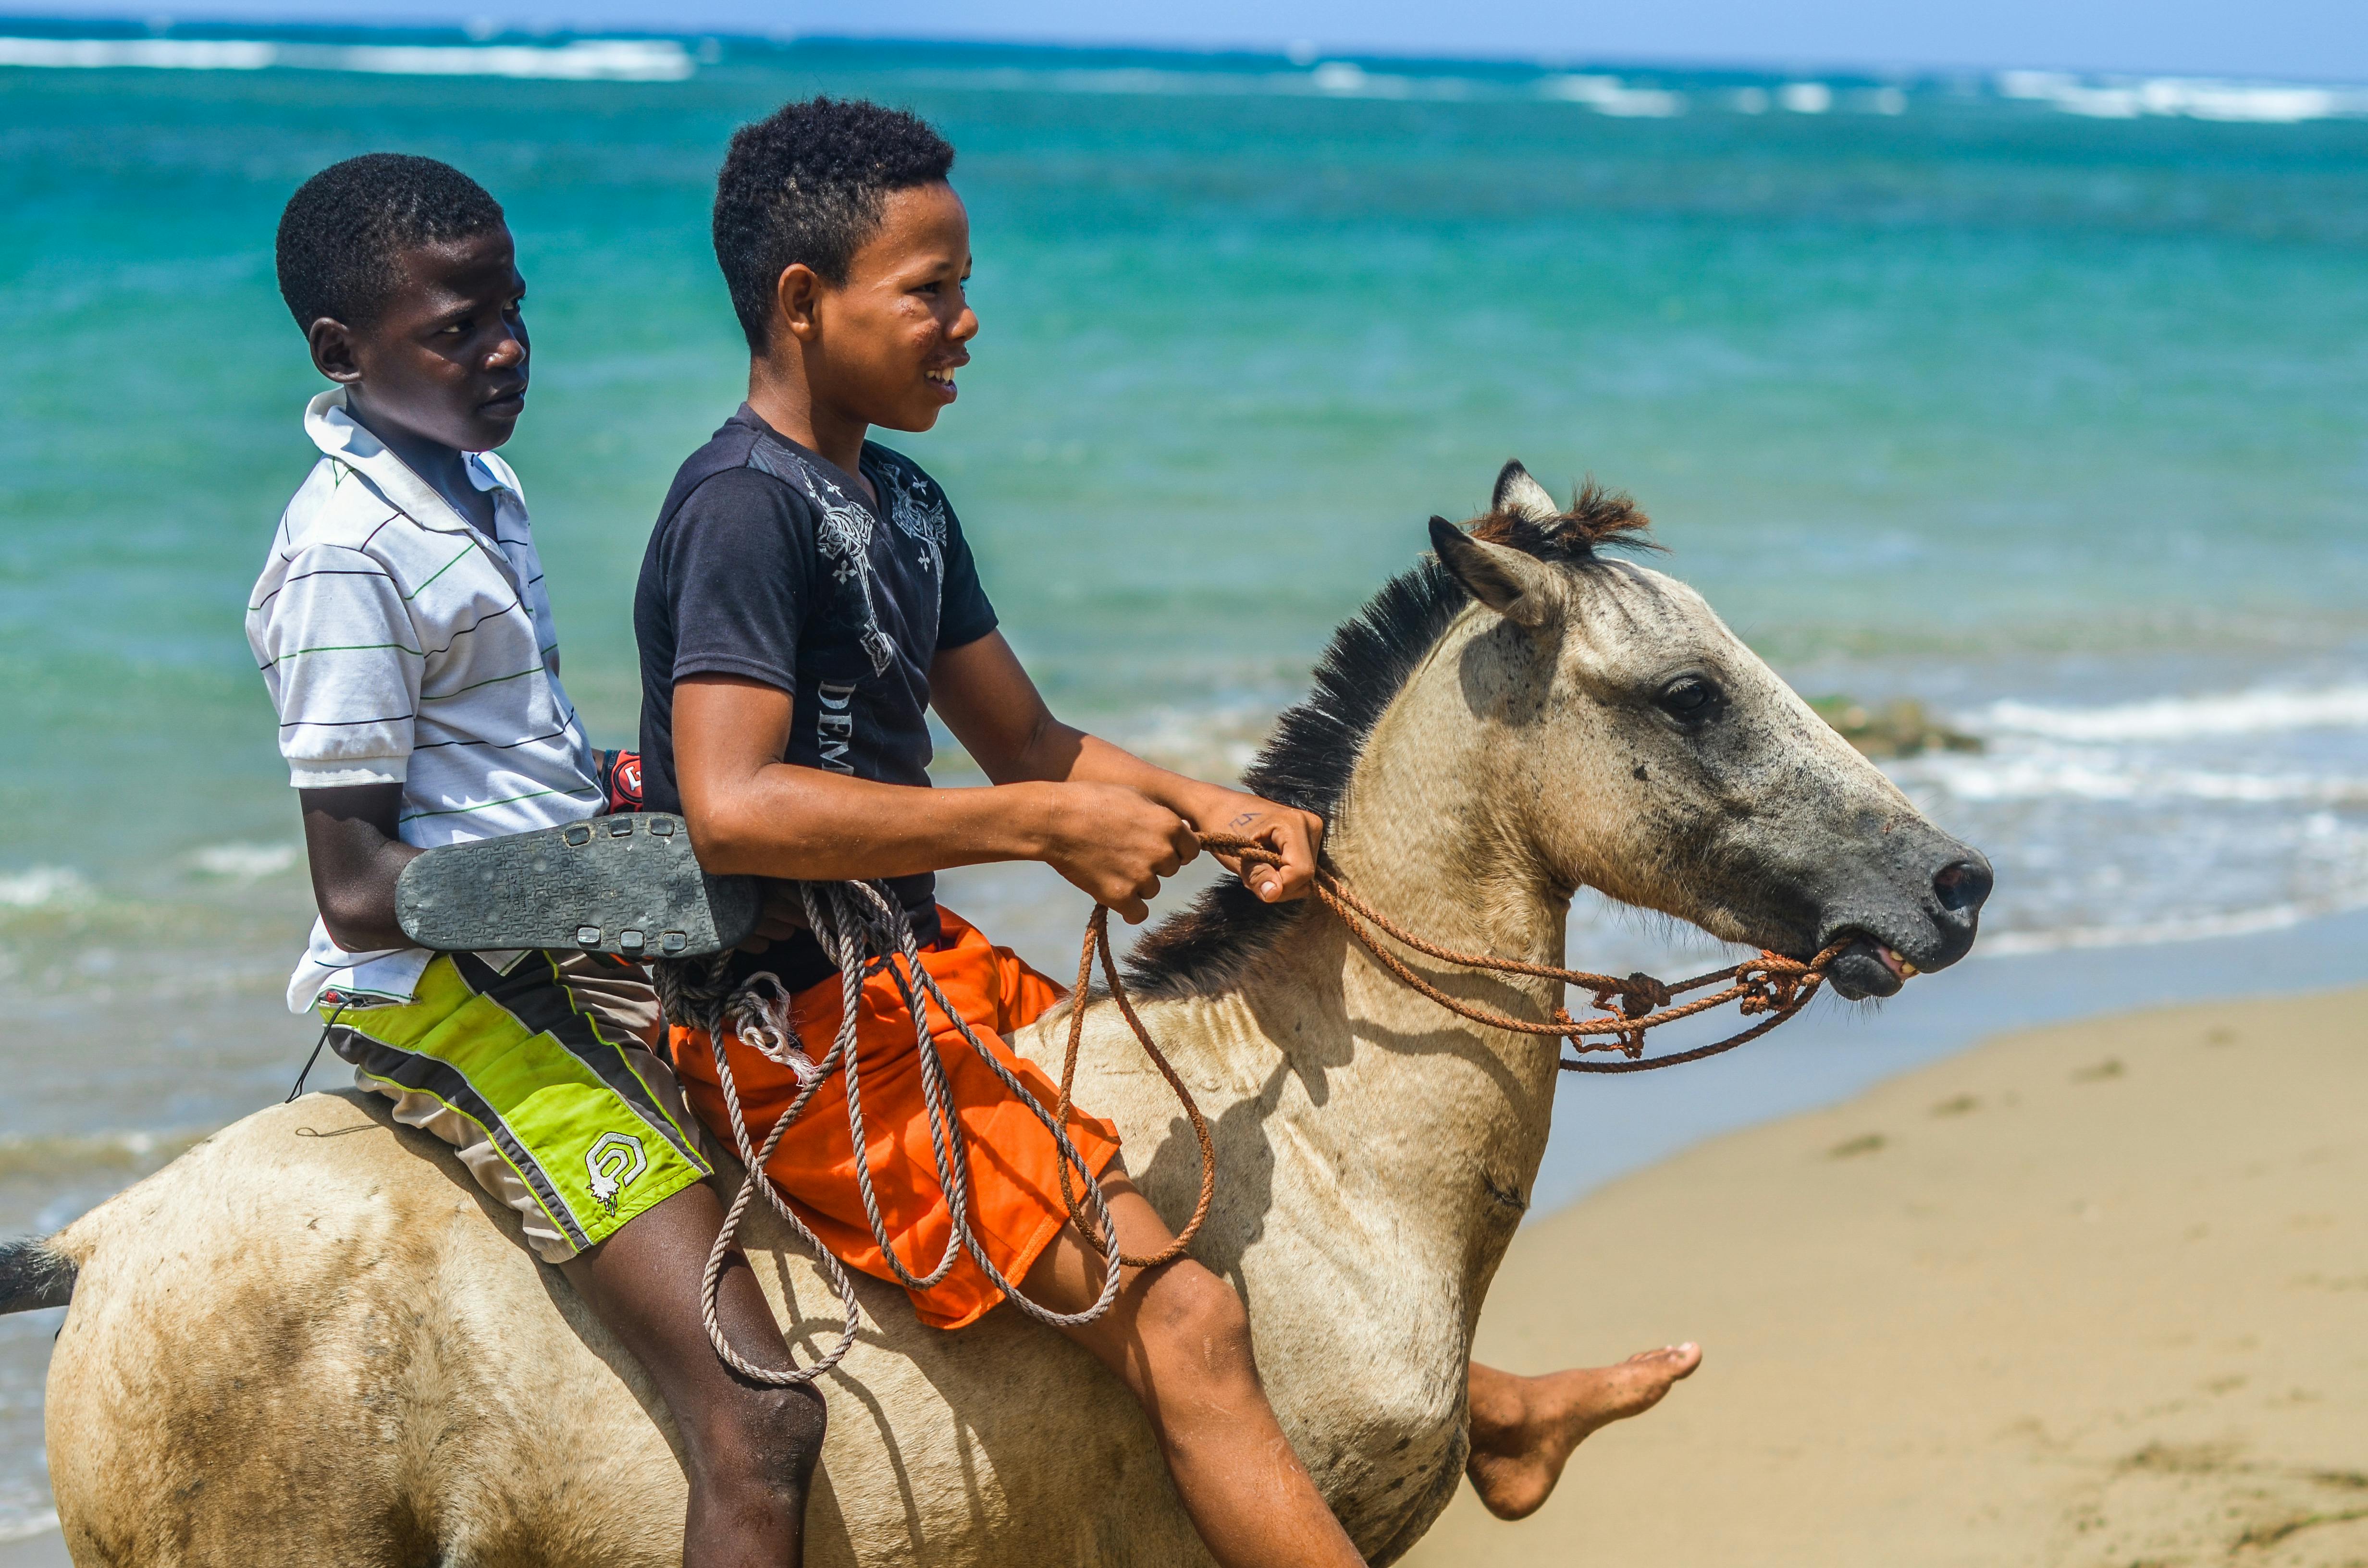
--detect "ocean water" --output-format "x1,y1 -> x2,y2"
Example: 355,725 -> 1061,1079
2,28 -> 2366,1542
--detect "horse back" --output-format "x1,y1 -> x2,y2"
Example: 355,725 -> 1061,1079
44,1090 -> 1201,1567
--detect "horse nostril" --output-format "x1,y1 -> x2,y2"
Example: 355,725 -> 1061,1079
1934,859 -> 1992,915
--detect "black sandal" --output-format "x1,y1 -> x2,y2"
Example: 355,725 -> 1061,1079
396,813 -> 760,959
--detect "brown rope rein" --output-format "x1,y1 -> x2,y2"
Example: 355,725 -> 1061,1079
1050,830 -> 1848,1264
1051,906 -> 1218,1270
1198,833 -> 1849,1072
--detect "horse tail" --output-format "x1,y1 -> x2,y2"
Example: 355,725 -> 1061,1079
0,1237 -> 76,1313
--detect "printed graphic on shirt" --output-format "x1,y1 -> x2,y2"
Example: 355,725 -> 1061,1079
887,468 -> 949,579
748,436 -> 900,677
816,680 -> 859,774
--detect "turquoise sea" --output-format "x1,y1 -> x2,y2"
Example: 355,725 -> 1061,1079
2,26 -> 2366,1543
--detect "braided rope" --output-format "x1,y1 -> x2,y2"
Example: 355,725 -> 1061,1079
659,879 -> 1136,1386
655,951 -> 864,1387
1195,833 -> 1847,1072
1052,906 -> 1218,1269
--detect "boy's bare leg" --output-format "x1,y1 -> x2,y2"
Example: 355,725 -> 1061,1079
563,1180 -> 826,1568
1022,1168 -> 1364,1568
1461,1348 -> 1701,1521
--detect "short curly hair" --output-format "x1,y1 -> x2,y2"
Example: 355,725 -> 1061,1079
712,98 -> 956,351
275,154 -> 506,331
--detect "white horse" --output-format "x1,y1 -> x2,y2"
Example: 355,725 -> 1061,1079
12,464 -> 1988,1565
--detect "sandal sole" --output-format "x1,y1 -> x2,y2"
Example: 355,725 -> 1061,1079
395,813 -> 760,960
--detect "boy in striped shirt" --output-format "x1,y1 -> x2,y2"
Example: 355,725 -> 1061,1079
247,154 -> 824,1563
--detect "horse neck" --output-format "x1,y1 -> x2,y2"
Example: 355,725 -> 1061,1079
1215,617 -> 1573,1316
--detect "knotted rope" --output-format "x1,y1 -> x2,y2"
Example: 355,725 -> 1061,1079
658,835 -> 1848,1383
1194,833 -> 1848,1074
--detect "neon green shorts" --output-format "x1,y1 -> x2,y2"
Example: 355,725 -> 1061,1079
322,950 -> 711,1262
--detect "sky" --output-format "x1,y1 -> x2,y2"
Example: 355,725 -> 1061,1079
7,0 -> 2365,82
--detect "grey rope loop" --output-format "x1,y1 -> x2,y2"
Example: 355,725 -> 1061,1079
657,947 -> 864,1387
655,879 -> 1126,1387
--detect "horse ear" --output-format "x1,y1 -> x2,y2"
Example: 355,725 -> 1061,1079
1492,460 -> 1560,524
1430,516 -> 1553,628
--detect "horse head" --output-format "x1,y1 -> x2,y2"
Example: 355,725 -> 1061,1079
1135,459 -> 1991,1004
1421,461 -> 1991,998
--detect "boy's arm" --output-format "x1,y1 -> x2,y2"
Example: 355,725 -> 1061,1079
255,536 -> 429,953
676,674 -> 1200,923
927,633 -> 1324,905
298,784 -> 422,952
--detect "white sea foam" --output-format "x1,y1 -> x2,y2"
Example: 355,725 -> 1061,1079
1310,61 -> 1370,94
1113,703 -> 1279,778
1917,754 -> 2368,807
1997,70 -> 2368,123
1778,82 -> 1833,114
0,36 -> 273,69
1541,74 -> 1686,117
0,35 -> 694,80
0,867 -> 86,909
189,841 -> 298,881
934,61 -> 1483,101
0,1512 -> 58,1545
1977,685 -> 2368,742
1978,892 -> 2368,956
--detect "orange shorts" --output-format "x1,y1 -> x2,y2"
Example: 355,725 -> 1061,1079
666,908 -> 1122,1330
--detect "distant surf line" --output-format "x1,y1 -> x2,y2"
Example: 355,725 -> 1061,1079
0,34 -> 694,79
2,29 -> 2364,122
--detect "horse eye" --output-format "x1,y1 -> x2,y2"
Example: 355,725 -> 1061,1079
1655,676 -> 1722,722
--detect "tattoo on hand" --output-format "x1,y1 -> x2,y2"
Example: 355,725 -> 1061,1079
1229,812 -> 1257,827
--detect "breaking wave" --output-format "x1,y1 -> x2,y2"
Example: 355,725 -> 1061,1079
1997,70 -> 2368,122
1976,894 -> 2368,956
0,36 -> 693,80
1887,675 -> 2368,959
189,842 -> 298,881
0,867 -> 85,909
1921,755 -> 2367,807
1979,684 -> 2368,742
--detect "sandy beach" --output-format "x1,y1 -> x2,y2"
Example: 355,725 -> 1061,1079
1406,984 -> 2368,1568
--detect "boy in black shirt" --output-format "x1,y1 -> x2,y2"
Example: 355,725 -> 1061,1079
637,404 -> 1001,994
639,99 -> 1362,1568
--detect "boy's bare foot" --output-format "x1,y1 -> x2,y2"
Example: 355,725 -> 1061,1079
1463,1345 -> 1702,1521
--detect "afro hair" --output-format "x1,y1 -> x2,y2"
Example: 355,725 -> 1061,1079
711,97 -> 955,351
275,153 -> 506,332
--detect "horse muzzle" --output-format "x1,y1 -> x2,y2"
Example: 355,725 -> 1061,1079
1816,840 -> 1994,1001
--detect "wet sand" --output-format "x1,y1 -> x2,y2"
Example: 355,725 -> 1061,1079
1406,986 -> 2368,1568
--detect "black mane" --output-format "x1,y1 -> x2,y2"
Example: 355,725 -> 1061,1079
1125,478 -> 1652,996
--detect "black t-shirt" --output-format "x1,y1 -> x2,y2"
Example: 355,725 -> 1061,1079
635,405 -> 999,988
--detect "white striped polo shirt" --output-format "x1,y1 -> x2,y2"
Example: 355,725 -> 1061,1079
247,389 -> 604,1013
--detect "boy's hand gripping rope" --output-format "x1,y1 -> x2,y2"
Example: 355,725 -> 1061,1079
660,836 -> 1846,1384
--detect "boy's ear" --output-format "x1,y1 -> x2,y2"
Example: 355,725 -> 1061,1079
771,263 -> 826,344
306,318 -> 363,385
1429,516 -> 1556,628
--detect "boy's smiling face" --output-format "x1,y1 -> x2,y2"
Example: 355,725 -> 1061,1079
307,223 -> 530,453
791,181 -> 976,434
